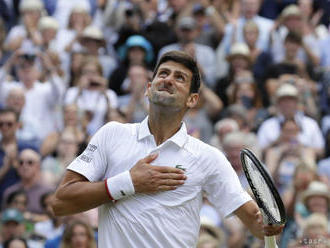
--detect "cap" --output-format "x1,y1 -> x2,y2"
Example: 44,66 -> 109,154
1,208 -> 24,223
226,43 -> 251,62
177,16 -> 197,30
301,181 -> 330,207
38,16 -> 59,31
275,83 -> 298,99
19,0 -> 44,12
281,4 -> 302,19
71,4 -> 90,14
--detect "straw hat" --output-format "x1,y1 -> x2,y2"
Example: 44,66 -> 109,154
80,26 -> 106,46
301,181 -> 330,207
38,16 -> 59,31
226,43 -> 251,62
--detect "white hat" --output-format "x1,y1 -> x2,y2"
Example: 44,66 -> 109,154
19,0 -> 44,12
276,83 -> 298,99
81,26 -> 104,41
226,43 -> 251,61
71,5 -> 90,14
301,181 -> 330,206
303,213 -> 328,231
200,216 -> 224,245
38,16 -> 59,31
177,16 -> 197,30
281,4 -> 302,19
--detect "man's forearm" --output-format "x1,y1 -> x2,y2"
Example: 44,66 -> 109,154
52,173 -> 111,216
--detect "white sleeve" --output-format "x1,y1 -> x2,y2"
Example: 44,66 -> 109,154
67,123 -> 113,182
202,150 -> 251,218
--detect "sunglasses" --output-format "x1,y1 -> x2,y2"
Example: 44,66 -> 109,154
19,160 -> 36,166
0,122 -> 14,128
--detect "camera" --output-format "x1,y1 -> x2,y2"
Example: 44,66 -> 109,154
20,54 -> 36,62
89,81 -> 101,87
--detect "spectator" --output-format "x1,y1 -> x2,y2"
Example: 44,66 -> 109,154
270,4 -> 320,71
0,50 -> 65,140
3,0 -> 44,52
264,118 -> 316,193
60,219 -> 96,248
38,16 -> 60,52
257,83 -> 324,157
220,0 -> 274,53
214,43 -> 252,107
198,217 -> 225,248
78,25 -> 117,79
117,64 -> 150,123
209,118 -> 240,149
41,129 -> 80,187
34,192 -> 65,240
158,16 -> 217,87
0,108 -> 38,204
5,190 -> 28,213
64,56 -> 118,135
0,208 -> 25,245
227,70 -> 268,131
3,237 -> 28,248
110,35 -> 154,96
2,149 -> 52,214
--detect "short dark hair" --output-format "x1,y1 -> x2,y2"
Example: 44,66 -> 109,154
0,108 -> 19,122
152,51 -> 201,93
285,31 -> 302,45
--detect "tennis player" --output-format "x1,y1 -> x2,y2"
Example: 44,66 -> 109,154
52,51 -> 283,247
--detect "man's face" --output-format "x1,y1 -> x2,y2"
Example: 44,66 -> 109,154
17,150 -> 40,181
223,143 -> 243,172
285,41 -> 300,59
1,221 -> 24,242
277,96 -> 298,119
0,112 -> 18,139
147,61 -> 198,111
307,196 -> 328,215
16,59 -> 38,84
242,0 -> 260,19
177,28 -> 197,44
284,16 -> 303,31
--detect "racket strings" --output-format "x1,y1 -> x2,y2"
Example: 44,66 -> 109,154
244,157 -> 281,222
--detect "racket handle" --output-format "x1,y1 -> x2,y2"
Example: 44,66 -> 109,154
264,236 -> 278,248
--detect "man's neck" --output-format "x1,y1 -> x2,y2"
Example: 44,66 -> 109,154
148,108 -> 185,146
1,137 -> 16,146
22,175 -> 39,189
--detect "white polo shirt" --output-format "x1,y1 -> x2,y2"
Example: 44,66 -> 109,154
67,117 -> 251,248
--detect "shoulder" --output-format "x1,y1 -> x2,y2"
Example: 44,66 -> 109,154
184,135 -> 227,163
96,121 -> 138,140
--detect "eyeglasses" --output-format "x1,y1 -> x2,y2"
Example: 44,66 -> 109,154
19,160 -> 36,166
0,122 -> 14,128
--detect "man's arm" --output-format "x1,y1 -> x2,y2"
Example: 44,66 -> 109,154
234,200 -> 284,240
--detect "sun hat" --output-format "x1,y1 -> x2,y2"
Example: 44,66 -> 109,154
38,16 -> 59,31
80,26 -> 106,47
118,35 -> 154,63
226,43 -> 251,62
200,216 -> 225,245
301,181 -> 330,207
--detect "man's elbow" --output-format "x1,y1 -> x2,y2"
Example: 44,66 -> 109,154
51,197 -> 69,216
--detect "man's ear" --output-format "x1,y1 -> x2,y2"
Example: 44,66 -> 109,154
186,93 -> 199,109
145,82 -> 152,97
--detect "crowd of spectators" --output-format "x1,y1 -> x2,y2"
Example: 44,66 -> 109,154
0,0 -> 329,247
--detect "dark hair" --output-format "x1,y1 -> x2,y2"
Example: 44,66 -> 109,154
285,31 -> 302,45
40,191 -> 54,209
152,51 -> 201,93
0,108 -> 19,122
3,237 -> 28,248
6,190 -> 27,206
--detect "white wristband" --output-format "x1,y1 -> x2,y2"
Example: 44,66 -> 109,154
106,171 -> 135,200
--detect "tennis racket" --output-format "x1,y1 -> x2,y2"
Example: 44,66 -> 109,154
240,148 -> 286,248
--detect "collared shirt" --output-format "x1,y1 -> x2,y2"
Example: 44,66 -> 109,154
257,112 -> 325,149
67,116 -> 251,248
